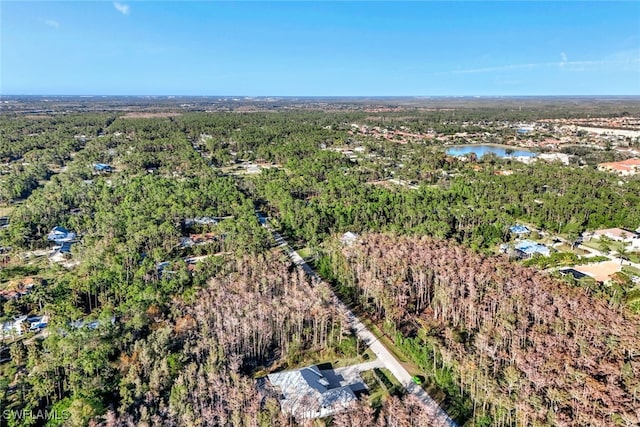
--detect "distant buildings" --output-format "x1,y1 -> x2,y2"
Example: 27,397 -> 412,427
597,159 -> 640,176
179,233 -> 218,248
184,217 -> 219,227
1,315 -> 48,340
47,226 -> 78,260
47,226 -> 76,243
93,163 -> 113,173
28,316 -> 49,332
538,153 -> 571,165
1,316 -> 28,340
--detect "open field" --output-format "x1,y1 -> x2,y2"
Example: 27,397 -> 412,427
572,261 -> 622,282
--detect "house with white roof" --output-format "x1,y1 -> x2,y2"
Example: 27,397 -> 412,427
266,364 -> 364,419
47,226 -> 76,243
340,232 -> 358,246
1,315 -> 28,340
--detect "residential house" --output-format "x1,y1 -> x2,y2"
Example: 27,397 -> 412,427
1,315 -> 28,340
559,269 -> 588,280
93,163 -> 113,173
509,225 -> 530,235
266,365 -> 362,419
514,240 -> 550,258
179,233 -> 218,248
47,226 -> 76,243
184,217 -> 219,227
590,228 -> 640,249
28,315 -> 49,331
340,232 -> 358,246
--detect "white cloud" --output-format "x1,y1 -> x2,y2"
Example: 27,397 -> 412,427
44,19 -> 60,29
114,2 -> 130,16
450,50 -> 640,75
560,52 -> 567,67
451,63 -> 539,74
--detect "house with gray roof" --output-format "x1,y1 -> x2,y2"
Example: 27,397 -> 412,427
266,364 -> 363,419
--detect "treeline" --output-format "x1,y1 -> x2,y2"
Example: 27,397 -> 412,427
0,114 -> 112,202
174,112 -> 356,164
0,113 -> 113,161
6,254 -> 436,426
322,234 -> 640,426
249,158 -> 640,252
103,255 -> 345,425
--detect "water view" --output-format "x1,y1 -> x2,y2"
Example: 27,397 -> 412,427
446,144 -> 537,159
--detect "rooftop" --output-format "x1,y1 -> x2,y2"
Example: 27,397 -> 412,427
47,226 -> 76,243
514,240 -> 550,256
592,228 -> 637,240
559,268 -> 588,280
340,232 -> 359,246
267,365 -> 362,419
509,225 -> 530,234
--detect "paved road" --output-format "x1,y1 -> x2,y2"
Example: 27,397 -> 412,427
321,360 -> 385,389
260,215 -> 457,427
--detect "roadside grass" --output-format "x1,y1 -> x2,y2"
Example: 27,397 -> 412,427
623,265 -> 640,276
555,243 -> 589,255
361,370 -> 388,407
627,252 -> 640,264
361,317 -> 410,364
297,247 -> 313,259
580,239 -> 605,252
253,337 -> 375,379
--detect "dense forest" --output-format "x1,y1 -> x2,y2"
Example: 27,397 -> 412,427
1,103 -> 639,426
321,234 -> 640,426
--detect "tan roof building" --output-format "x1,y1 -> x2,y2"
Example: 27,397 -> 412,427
597,159 -> 640,176
592,228 -> 636,240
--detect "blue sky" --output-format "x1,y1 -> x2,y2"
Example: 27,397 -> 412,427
2,1 -> 639,95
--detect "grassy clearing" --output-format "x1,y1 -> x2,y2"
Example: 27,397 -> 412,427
361,370 -> 388,407
627,252 -> 640,264
580,239 -> 606,251
297,247 -> 313,259
0,205 -> 15,217
255,334 -> 375,378
623,265 -> 640,276
555,243 -> 589,255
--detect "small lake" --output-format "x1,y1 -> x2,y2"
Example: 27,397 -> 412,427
446,144 -> 536,159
